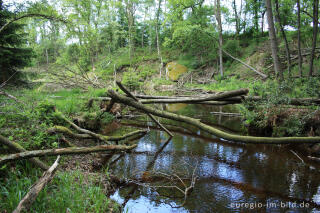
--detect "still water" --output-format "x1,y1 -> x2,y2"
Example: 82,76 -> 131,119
109,104 -> 320,212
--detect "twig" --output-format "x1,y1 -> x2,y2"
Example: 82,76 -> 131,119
290,150 -> 305,164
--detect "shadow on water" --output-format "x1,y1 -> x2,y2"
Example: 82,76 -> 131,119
109,104 -> 320,212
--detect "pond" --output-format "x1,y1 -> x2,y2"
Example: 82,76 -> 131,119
109,104 -> 320,212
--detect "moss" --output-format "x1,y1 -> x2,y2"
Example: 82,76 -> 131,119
166,62 -> 188,80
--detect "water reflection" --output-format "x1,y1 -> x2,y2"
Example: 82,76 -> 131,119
110,104 -> 320,212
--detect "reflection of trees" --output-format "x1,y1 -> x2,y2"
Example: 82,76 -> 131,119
111,121 -> 320,212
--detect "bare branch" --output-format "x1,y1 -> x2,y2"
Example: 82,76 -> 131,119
13,156 -> 61,213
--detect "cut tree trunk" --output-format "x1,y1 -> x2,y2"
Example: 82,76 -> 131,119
108,90 -> 320,144
13,156 -> 61,213
0,135 -> 49,170
0,144 -> 137,165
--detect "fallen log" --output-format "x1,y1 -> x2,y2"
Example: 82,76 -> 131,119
108,90 -> 320,144
139,99 -> 240,105
56,113 -> 147,143
0,144 -> 137,165
0,135 -> 49,170
222,49 -> 268,79
13,156 -> 61,213
133,88 -> 248,103
47,125 -> 147,142
116,81 -> 174,137
90,97 -> 238,105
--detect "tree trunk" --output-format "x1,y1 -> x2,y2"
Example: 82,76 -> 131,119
308,0 -> 319,77
261,10 -> 266,35
215,0 -> 223,77
265,0 -> 283,81
0,144 -> 137,165
232,0 -> 240,36
108,90 -> 320,144
297,0 -> 303,77
275,0 -> 291,76
155,0 -> 163,77
13,156 -> 60,213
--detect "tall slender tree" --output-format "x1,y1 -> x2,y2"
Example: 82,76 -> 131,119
275,0 -> 291,76
297,0 -> 303,77
215,0 -> 223,77
265,0 -> 283,81
308,0 -> 319,77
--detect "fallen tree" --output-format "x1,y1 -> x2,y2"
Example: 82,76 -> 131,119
13,156 -> 61,213
91,93 -> 320,106
116,81 -> 174,137
47,125 -> 147,142
0,135 -> 49,170
108,89 -> 320,144
0,144 -> 137,165
90,97 -> 238,105
56,113 -> 147,143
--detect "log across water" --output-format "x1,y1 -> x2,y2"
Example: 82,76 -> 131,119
108,90 -> 320,144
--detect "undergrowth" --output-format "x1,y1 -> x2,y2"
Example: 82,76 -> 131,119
0,163 -> 118,212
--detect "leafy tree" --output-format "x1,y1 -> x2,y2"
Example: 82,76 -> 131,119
0,0 -> 34,84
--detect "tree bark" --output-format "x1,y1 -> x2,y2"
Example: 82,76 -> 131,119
13,156 -> 61,213
0,135 -> 49,170
308,0 -> 319,77
0,144 -> 137,165
108,90 -> 320,144
265,0 -> 283,81
275,0 -> 291,76
215,0 -> 223,77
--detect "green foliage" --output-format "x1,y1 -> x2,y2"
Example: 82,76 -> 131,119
164,24 -> 216,57
122,69 -> 142,91
0,166 -> 117,212
0,3 -> 34,83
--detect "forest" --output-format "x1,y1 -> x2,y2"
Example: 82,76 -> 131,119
0,0 -> 320,212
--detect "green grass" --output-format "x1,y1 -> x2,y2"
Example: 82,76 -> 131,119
0,163 -> 118,212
